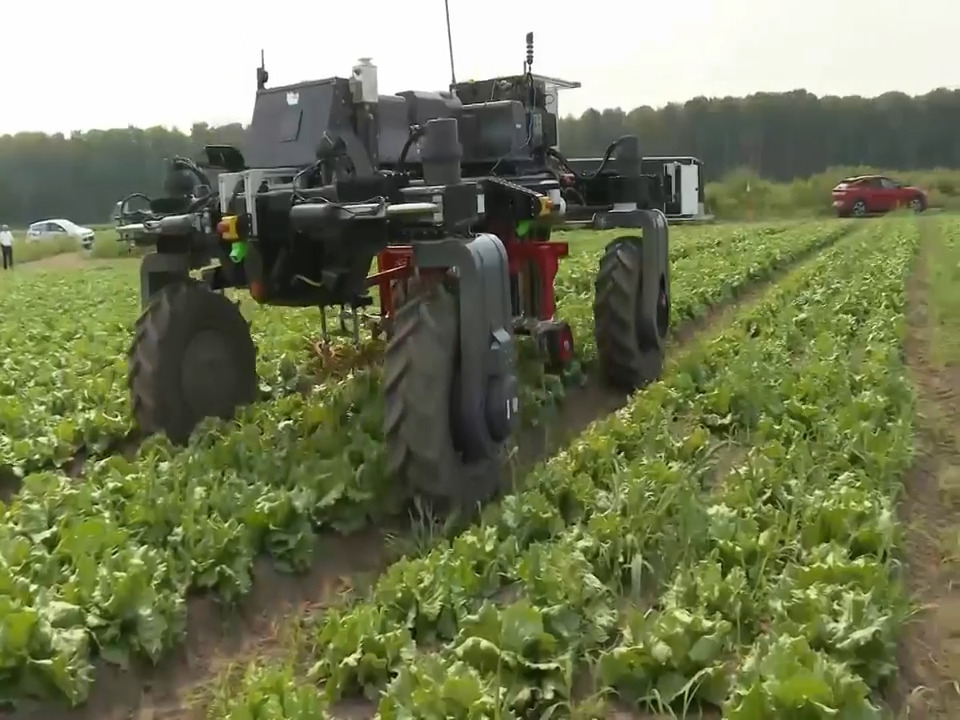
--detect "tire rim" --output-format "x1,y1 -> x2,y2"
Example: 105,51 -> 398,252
910,198 -> 922,211
657,287 -> 669,338
853,201 -> 866,216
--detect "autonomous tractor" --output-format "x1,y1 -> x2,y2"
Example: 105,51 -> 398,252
116,34 -> 671,507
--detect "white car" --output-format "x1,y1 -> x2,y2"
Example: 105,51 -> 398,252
26,219 -> 96,250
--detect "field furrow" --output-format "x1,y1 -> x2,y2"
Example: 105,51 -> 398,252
0,220 -> 853,710
210,217 -> 917,718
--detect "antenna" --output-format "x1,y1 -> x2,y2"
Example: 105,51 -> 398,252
444,0 -> 457,87
257,49 -> 269,91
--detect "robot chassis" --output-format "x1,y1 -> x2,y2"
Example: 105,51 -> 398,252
118,38 -> 671,508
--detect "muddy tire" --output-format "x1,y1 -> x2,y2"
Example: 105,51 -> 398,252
593,236 -> 669,392
383,283 -> 502,511
128,280 -> 257,444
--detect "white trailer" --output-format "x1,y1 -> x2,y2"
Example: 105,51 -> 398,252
559,153 -> 714,224
641,156 -> 713,223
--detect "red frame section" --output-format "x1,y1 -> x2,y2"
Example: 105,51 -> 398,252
367,246 -> 414,319
505,240 -> 568,320
368,239 -> 570,322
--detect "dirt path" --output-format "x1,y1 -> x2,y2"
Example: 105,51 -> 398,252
16,251 -> 135,271
895,216 -> 960,719
22,251 -> 90,270
10,230 -> 852,720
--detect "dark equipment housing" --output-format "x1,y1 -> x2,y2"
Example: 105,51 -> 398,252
116,34 -> 672,509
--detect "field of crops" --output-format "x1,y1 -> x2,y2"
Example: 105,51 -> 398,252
1,215 -> 954,720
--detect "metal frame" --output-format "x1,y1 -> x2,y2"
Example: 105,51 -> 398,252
218,168 -> 301,235
531,74 -> 581,149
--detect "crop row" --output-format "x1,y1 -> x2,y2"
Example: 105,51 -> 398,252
557,220 -> 851,363
0,224 -> 758,477
0,268 -> 335,475
215,217 -> 917,718
0,221 -> 852,707
522,220 -> 844,421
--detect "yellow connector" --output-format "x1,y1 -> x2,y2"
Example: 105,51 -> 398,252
538,197 -> 554,217
217,215 -> 239,241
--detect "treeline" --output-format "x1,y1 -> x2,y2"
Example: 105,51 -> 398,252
0,123 -> 245,227
3,87 -> 960,226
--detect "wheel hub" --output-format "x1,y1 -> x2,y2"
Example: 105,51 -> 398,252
180,329 -> 241,419
657,288 -> 669,338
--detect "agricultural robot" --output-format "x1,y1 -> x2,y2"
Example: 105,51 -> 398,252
116,35 -> 671,507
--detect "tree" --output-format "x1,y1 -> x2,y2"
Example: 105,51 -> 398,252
2,88 -> 958,226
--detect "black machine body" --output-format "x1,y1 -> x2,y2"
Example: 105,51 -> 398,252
116,36 -> 671,509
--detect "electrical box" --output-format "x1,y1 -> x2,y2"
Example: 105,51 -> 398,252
351,58 -> 379,104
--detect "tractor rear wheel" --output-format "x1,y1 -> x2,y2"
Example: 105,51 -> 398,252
128,280 -> 257,444
593,236 -> 669,392
383,282 -> 502,511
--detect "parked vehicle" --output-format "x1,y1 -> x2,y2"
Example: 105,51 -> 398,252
832,175 -> 928,218
25,219 -> 96,250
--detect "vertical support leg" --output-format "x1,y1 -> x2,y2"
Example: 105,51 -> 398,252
139,252 -> 191,310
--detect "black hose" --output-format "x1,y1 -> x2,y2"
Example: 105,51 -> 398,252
171,155 -> 213,189
548,136 -> 633,181
187,190 -> 218,213
546,147 -> 575,175
293,160 -> 322,192
118,192 -> 152,220
291,159 -> 334,206
397,124 -> 426,174
583,136 -> 632,179
562,187 -> 586,206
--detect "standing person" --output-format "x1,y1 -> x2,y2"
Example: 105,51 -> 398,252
0,225 -> 12,270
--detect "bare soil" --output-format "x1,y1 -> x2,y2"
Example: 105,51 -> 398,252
17,251 -> 127,271
12,531 -> 387,720
892,218 -> 960,720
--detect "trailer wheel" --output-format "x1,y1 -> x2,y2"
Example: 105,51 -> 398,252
384,282 -> 502,511
128,280 -> 257,444
593,236 -> 668,391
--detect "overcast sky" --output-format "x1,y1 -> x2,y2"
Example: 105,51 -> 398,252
3,0 -> 957,136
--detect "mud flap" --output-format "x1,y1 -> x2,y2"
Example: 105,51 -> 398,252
594,208 -> 670,348
593,210 -> 671,391
412,233 -> 518,459
634,209 -> 670,349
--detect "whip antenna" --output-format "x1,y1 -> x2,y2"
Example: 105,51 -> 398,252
444,0 -> 457,87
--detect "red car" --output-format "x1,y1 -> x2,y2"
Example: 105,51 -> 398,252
832,175 -> 928,217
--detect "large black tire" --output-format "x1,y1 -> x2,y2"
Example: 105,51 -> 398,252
128,280 -> 257,445
593,237 -> 668,392
380,275 -> 425,340
383,283 -> 502,511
